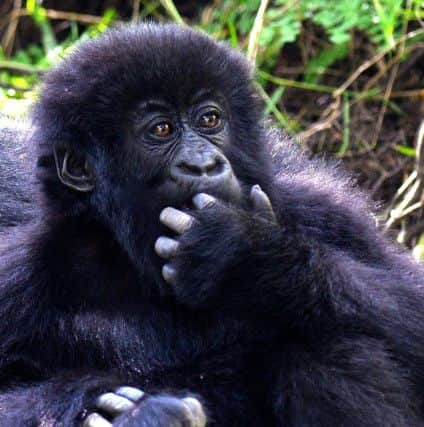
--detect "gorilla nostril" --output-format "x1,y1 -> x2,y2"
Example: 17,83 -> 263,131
178,162 -> 203,176
207,159 -> 225,176
177,157 -> 225,178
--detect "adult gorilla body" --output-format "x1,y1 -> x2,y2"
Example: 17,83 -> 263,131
0,24 -> 423,426
0,118 -> 34,228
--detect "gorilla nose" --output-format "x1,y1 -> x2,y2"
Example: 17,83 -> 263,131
175,156 -> 226,178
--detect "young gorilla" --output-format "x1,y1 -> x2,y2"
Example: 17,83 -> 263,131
0,23 -> 423,427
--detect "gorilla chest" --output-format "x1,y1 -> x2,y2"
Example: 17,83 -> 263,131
55,307 -> 251,381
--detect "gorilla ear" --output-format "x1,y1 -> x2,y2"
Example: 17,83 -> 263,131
53,147 -> 95,192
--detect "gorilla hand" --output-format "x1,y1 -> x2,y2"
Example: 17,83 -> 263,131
83,387 -> 206,427
155,185 -> 278,308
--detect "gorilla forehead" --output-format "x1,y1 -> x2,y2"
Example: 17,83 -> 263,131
35,23 -> 257,142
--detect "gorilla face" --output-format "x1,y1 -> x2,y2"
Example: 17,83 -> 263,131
127,91 -> 242,209
52,90 -> 248,223
56,89 -> 246,226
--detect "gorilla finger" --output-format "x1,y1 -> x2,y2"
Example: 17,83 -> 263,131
192,193 -> 217,210
96,392 -> 135,416
250,185 -> 276,221
182,397 -> 207,427
160,207 -> 195,234
82,413 -> 112,427
114,386 -> 145,402
162,263 -> 177,284
155,236 -> 180,259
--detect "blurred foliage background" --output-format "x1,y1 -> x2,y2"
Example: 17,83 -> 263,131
0,0 -> 424,254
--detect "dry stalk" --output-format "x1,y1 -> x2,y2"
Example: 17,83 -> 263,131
385,121 -> 424,243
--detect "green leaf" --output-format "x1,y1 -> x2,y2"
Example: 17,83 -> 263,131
339,92 -> 350,155
395,145 -> 416,157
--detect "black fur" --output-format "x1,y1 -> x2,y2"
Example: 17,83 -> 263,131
0,117 -> 34,229
0,23 -> 423,426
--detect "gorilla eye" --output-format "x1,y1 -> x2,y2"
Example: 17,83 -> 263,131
198,112 -> 220,129
150,122 -> 173,138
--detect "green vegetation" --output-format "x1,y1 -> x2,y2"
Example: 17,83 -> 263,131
1,1 -> 423,119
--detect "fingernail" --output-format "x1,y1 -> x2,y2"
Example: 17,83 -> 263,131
162,264 -> 177,284
193,193 -> 215,209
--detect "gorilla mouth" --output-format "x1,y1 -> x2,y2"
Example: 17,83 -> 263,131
167,173 -> 243,211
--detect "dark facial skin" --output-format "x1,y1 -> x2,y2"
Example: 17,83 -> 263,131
129,94 -> 242,207
55,92 -> 243,203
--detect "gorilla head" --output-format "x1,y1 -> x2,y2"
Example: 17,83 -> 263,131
34,24 -> 272,220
